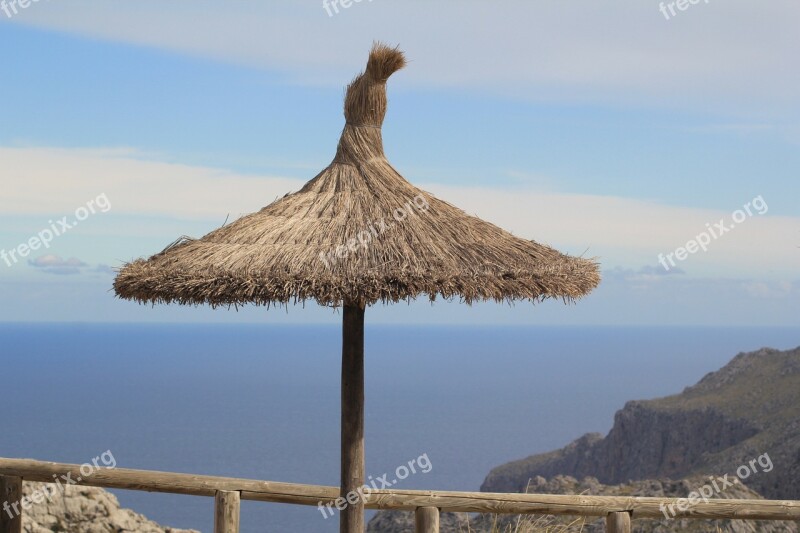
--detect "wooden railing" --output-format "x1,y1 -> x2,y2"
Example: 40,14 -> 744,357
1,457 -> 799,532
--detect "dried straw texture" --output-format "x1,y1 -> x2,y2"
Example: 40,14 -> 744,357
114,43 -> 600,308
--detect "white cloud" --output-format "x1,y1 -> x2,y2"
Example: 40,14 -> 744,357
424,183 -> 800,279
0,146 -> 304,220
742,280 -> 797,299
2,145 -> 799,280
28,254 -> 86,268
5,1 -> 800,118
28,254 -> 87,275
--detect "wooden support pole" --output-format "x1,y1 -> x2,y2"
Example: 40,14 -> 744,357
214,490 -> 240,533
0,476 -> 23,533
415,506 -> 440,533
341,304 -> 366,533
605,511 -> 631,533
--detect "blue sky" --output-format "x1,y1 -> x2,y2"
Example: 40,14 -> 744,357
1,1 -> 798,325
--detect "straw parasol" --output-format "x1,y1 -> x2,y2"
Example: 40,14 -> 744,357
114,43 -> 600,532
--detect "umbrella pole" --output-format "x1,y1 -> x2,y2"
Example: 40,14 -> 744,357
341,303 -> 365,533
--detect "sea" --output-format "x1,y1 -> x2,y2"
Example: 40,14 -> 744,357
1,324 -> 798,532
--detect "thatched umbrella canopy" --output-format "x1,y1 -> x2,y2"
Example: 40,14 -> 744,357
114,43 -> 600,532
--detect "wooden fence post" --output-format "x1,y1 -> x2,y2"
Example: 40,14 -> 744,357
605,511 -> 631,533
0,476 -> 23,533
415,506 -> 439,533
214,490 -> 240,533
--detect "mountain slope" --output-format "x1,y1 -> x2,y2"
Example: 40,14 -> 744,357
481,346 -> 800,500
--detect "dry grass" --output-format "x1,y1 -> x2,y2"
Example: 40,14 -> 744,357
114,43 -> 600,308
456,479 -> 587,533
487,514 -> 586,533
450,512 -> 585,533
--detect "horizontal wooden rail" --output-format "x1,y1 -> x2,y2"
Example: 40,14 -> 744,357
0,458 -> 337,505
1,458 -> 799,521
362,488 -> 800,520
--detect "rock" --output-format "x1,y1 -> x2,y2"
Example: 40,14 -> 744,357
15,481 -> 197,533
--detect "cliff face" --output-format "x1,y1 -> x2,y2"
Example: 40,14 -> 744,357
599,403 -> 759,481
18,482 -> 197,533
481,347 -> 800,501
481,405 -> 759,494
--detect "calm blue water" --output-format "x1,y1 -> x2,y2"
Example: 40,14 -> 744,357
1,324 -> 798,532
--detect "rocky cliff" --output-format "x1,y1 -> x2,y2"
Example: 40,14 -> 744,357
481,347 -> 800,501
16,481 -> 197,533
